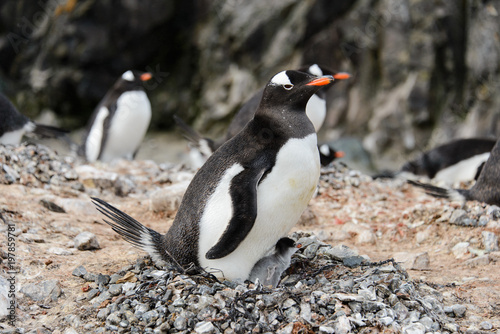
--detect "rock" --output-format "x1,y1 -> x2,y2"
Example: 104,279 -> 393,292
95,274 -> 111,285
114,176 -> 136,197
402,322 -> 425,334
464,255 -> 490,268
40,199 -> 66,213
21,233 -> 45,243
480,321 -> 493,330
451,304 -> 467,318
194,321 -> 216,334
74,232 -> 100,250
108,284 -> 123,296
149,181 -> 190,213
20,279 -> 62,302
320,244 -> 359,260
481,231 -> 499,252
450,209 -> 468,224
75,165 -> 118,190
355,229 -> 376,245
0,276 -> 10,318
72,265 -> 88,278
55,198 -> 100,216
334,315 -> 351,334
451,242 -> 470,259
48,247 -> 73,256
393,252 -> 430,270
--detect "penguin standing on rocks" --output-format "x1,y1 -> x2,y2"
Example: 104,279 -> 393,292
375,138 -> 496,184
78,70 -> 153,162
93,70 -> 339,281
175,64 -> 349,167
0,93 -> 68,145
409,138 -> 500,206
248,237 -> 299,287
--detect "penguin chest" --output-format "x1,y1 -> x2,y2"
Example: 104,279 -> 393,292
198,133 -> 320,280
433,152 -> 490,184
100,91 -> 151,161
305,93 -> 326,132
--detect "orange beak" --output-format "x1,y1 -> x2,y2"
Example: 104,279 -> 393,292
333,72 -> 351,80
306,75 -> 335,86
140,73 -> 153,81
335,151 -> 345,158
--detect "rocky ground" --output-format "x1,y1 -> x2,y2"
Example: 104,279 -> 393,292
0,143 -> 499,334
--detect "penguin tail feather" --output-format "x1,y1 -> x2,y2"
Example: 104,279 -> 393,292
32,123 -> 76,147
407,180 -> 466,202
173,115 -> 215,156
91,197 -> 168,265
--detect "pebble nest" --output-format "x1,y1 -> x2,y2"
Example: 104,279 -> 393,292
66,232 -> 461,334
1,143 -> 498,333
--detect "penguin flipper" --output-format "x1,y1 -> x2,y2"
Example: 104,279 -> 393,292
205,166 -> 268,260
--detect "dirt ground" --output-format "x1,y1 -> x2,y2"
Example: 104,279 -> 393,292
1,158 -> 499,332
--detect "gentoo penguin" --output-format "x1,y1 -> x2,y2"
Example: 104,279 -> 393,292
248,237 -> 298,287
78,70 -> 153,162
175,64 -> 349,167
0,93 -> 68,145
93,70 -> 337,281
319,143 -> 345,166
409,138 -> 500,206
375,138 -> 496,184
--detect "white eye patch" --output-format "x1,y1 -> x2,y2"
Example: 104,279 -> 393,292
270,71 -> 293,86
308,64 -> 323,77
121,70 -> 135,81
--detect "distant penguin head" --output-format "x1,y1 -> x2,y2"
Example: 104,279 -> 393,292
116,70 -> 153,90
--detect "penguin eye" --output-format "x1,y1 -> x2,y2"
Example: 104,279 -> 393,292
283,84 -> 294,90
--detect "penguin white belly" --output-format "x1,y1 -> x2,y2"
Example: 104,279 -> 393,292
100,91 -> 151,162
198,133 -> 320,280
305,94 -> 326,132
433,152 -> 490,184
0,122 -> 34,145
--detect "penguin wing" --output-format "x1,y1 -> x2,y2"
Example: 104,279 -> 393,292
205,163 -> 270,259
80,106 -> 112,161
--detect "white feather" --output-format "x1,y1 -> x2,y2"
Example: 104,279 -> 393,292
305,93 -> 326,132
307,64 -> 323,77
198,134 -> 320,280
270,71 -> 292,86
433,152 -> 490,184
0,122 -> 35,145
85,107 -> 109,162
121,70 -> 135,81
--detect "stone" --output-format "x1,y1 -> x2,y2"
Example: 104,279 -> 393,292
0,276 -> 10,318
194,321 -> 216,334
480,321 -> 493,330
393,252 -> 430,270
48,247 -> 73,256
72,265 -> 88,278
451,304 -> 466,318
451,242 -> 470,259
334,315 -> 351,334
481,231 -> 499,252
74,232 -> 100,250
464,255 -> 490,267
75,165 -> 118,189
402,323 -> 425,334
320,244 -> 358,260
355,229 -> 376,245
149,181 -> 190,213
20,279 -> 62,302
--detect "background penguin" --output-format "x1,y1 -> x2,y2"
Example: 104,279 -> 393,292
93,70 -> 338,281
175,64 -> 349,168
78,70 -> 153,162
409,138 -> 500,206
375,138 -> 496,184
0,92 -> 68,145
247,237 -> 299,288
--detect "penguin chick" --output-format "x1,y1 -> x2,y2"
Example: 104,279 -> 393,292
248,237 -> 299,288
78,70 -> 152,162
93,70 -> 338,281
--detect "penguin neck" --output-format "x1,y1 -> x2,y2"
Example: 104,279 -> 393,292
253,106 -> 315,140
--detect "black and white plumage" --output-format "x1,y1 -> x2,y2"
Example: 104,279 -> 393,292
93,70 -> 337,281
375,138 -> 496,184
248,237 -> 298,288
176,64 -> 349,168
78,70 -> 152,162
409,138 -> 500,206
0,93 -> 68,145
